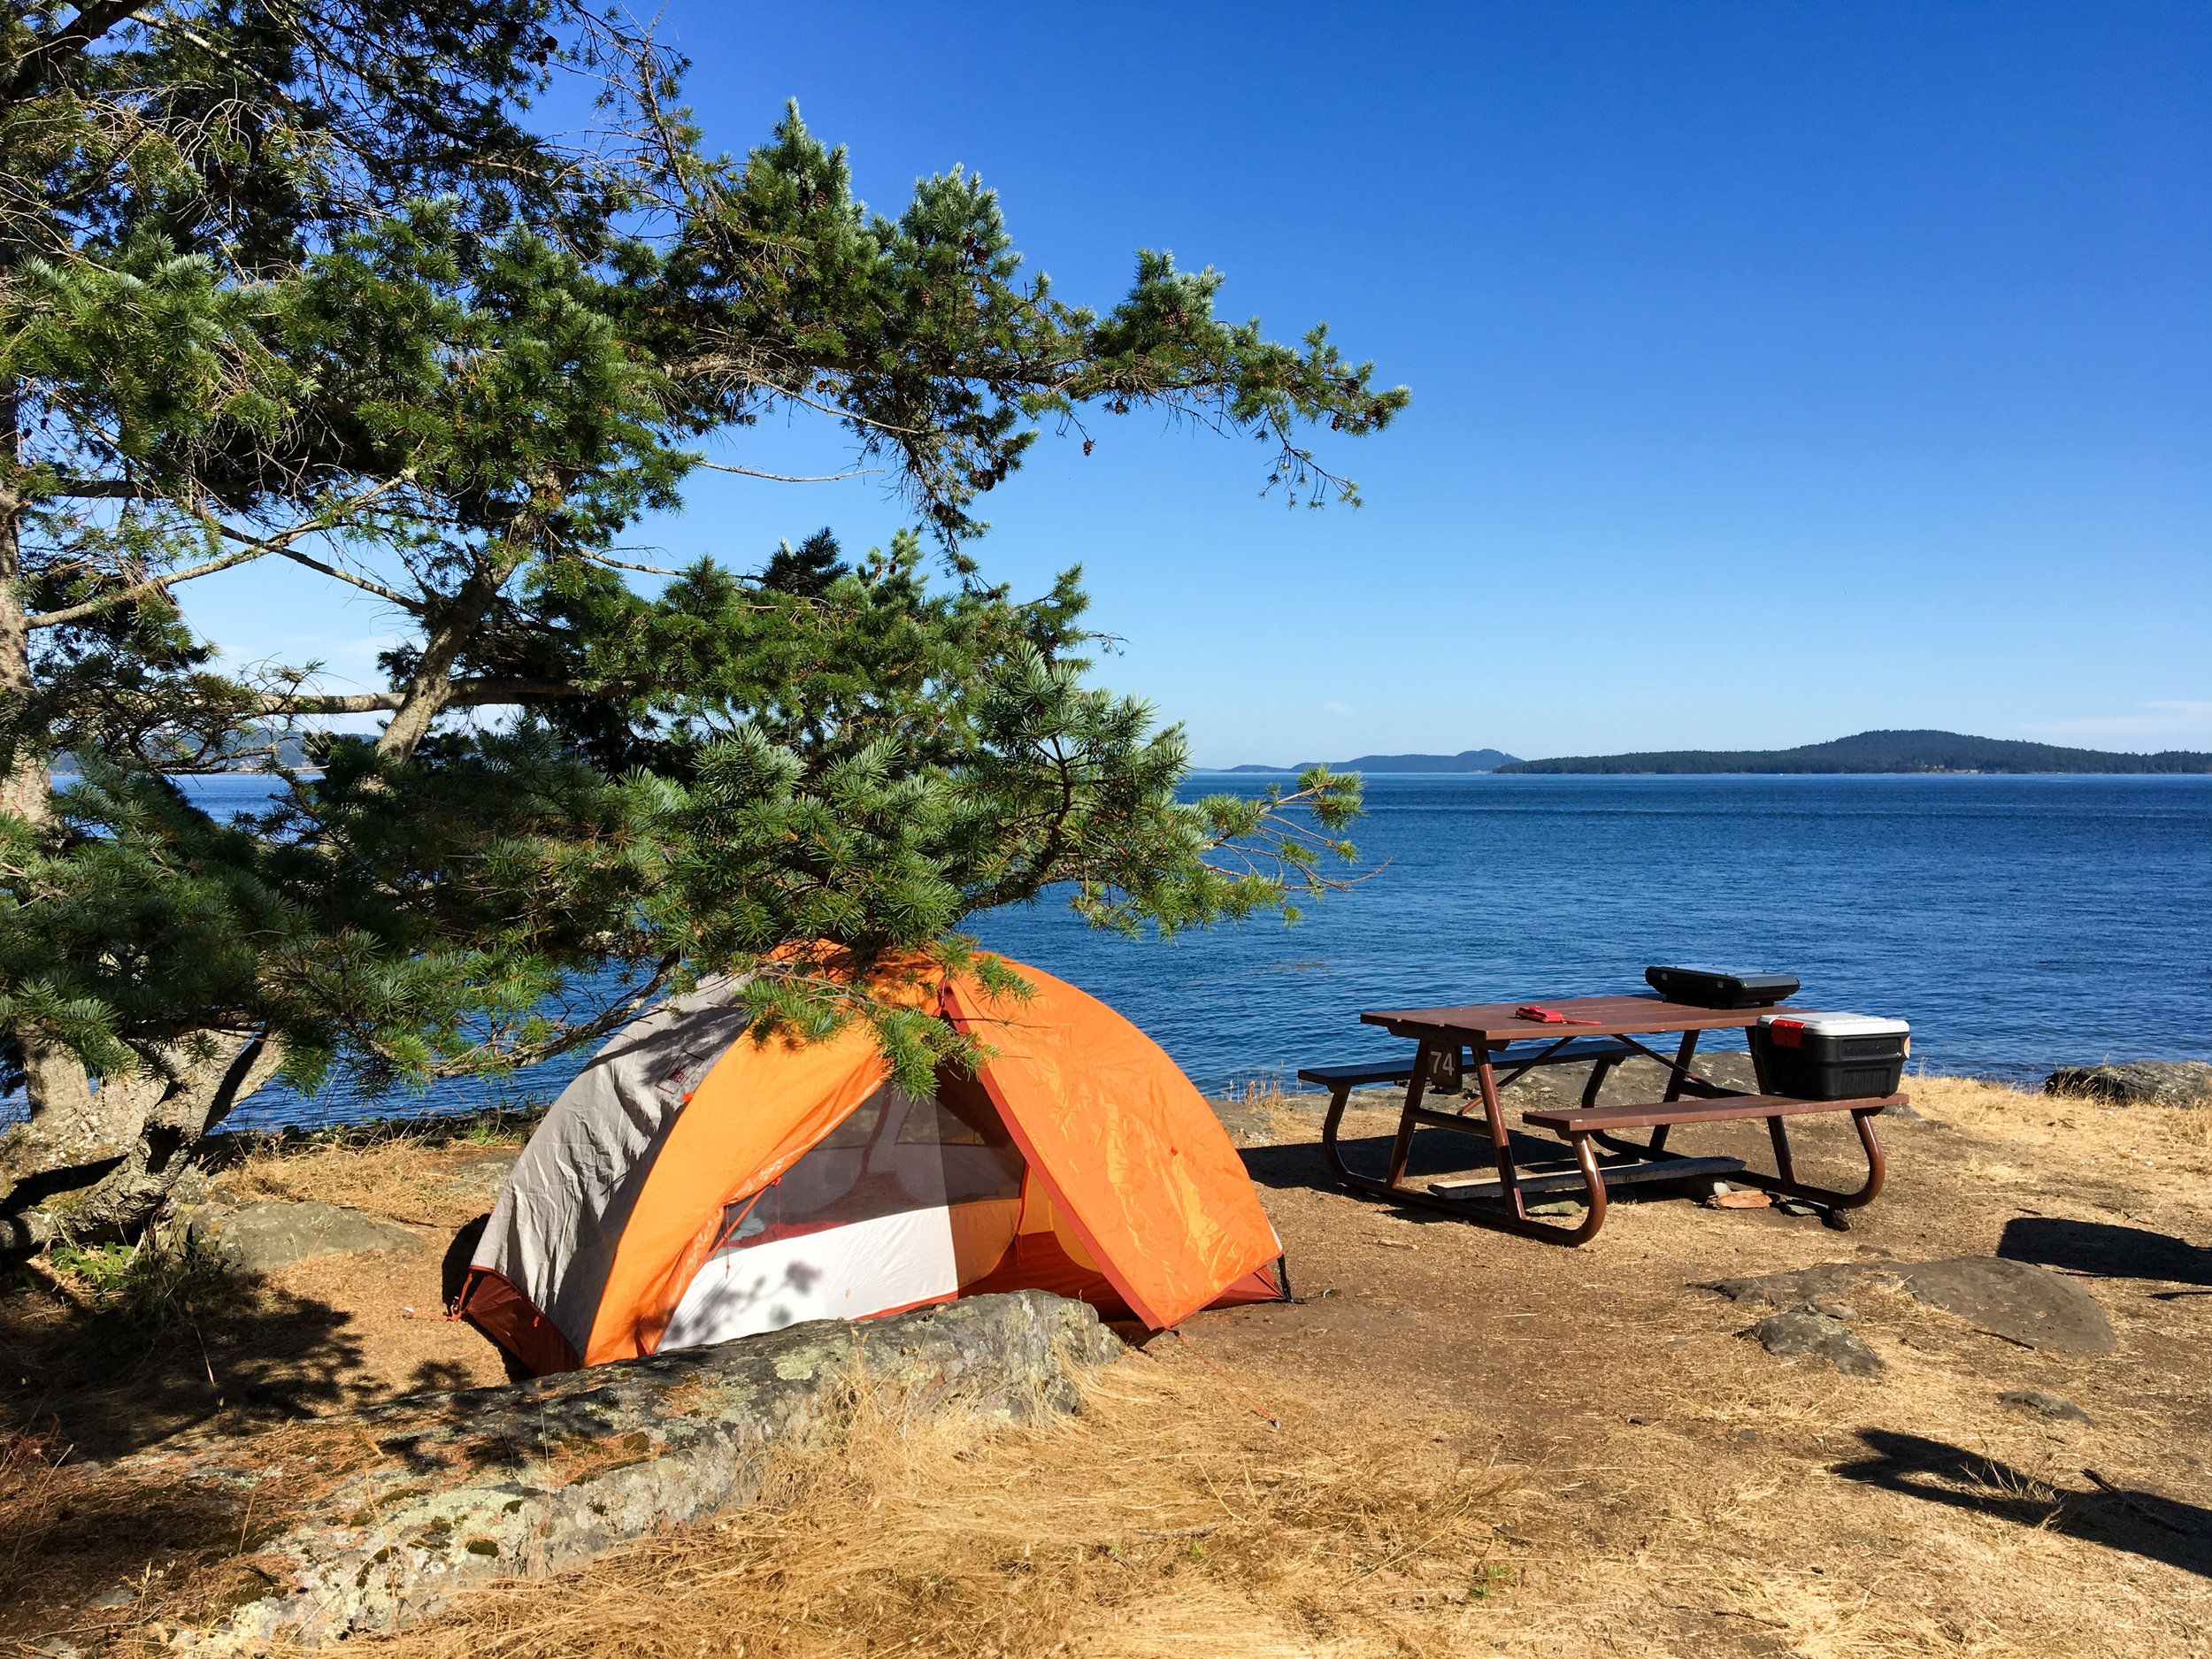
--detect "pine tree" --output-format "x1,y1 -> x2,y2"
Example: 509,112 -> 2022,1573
0,4 -> 1404,1247
760,530 -> 849,598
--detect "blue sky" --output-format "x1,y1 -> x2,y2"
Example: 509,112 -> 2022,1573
191,2 -> 2211,765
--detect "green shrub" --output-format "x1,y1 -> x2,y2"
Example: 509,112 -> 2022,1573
49,1233 -> 240,1330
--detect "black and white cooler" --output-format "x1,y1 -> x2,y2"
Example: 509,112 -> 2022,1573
1751,1013 -> 1910,1100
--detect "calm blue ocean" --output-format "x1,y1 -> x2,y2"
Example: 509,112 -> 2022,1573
63,771 -> 2212,1129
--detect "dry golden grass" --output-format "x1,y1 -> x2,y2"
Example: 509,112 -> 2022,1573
1901,1071 -> 2212,1212
50,1069 -> 2211,1657
337,1351 -> 1524,1659
213,1114 -> 534,1230
305,1339 -> 2212,1659
0,1423 -> 78,1605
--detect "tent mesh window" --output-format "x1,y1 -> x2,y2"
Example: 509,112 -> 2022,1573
716,1070 -> 1024,1251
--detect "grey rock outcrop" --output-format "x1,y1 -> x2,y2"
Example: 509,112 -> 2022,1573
186,1200 -> 423,1273
1901,1256 -> 2116,1355
96,1291 -> 1118,1649
1742,1309 -> 1886,1378
2044,1061 -> 2212,1107
1999,1389 -> 2093,1425
1710,1261 -> 1900,1309
1707,1255 -> 2116,1356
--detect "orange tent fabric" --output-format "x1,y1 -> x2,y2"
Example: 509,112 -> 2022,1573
945,965 -> 1282,1330
584,1021 -> 892,1365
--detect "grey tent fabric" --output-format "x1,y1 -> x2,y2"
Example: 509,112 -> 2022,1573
468,977 -> 751,1365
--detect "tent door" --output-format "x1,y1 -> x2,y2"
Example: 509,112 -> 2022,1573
659,1070 -> 1024,1350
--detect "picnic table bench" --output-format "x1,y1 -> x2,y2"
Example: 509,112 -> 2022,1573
1300,994 -> 1901,1244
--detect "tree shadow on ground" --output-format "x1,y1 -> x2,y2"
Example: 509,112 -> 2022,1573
1240,1125 -> 1576,1193
0,1454 -> 263,1640
0,1272 -> 370,1462
403,1358 -> 484,1394
1832,1429 -> 2211,1578
1998,1216 -> 2212,1294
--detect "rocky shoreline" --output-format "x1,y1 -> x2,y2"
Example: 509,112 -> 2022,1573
2040,1059 -> 2212,1107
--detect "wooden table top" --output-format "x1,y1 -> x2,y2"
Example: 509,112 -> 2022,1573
1362,993 -> 1808,1043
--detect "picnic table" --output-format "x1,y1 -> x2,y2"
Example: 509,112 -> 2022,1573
1298,994 -> 1903,1244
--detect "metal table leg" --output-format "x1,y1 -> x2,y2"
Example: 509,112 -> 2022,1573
1317,1042 -> 1610,1244
1724,1109 -> 1888,1210
1584,1025 -> 1892,1215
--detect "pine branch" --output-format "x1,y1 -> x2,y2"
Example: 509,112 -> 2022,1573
44,479 -> 148,500
27,544 -> 265,628
2,2 -> 150,103
257,543 -> 423,612
27,480 -> 412,628
687,458 -> 879,483
250,677 -> 612,714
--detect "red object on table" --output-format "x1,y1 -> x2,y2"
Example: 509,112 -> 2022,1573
1513,1004 -> 1601,1025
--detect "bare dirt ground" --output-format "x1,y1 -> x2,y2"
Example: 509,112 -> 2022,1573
1189,1064 -> 2212,1656
0,1131 -> 520,1461
5,1064 -> 2209,1657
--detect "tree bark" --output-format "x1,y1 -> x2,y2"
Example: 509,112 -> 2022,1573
0,379 -> 45,825
375,488 -> 560,762
0,380 -> 120,1214
0,1032 -> 285,1249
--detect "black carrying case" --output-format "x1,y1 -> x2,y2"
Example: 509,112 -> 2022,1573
1644,964 -> 1801,1009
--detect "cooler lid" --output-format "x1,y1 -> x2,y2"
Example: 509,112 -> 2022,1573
1758,1012 -> 1909,1037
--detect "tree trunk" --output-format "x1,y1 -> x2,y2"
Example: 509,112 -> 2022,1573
0,1033 -> 286,1249
373,554 -> 511,760
375,489 -> 558,762
0,379 -> 46,822
0,378 -> 119,1235
4,1033 -> 138,1171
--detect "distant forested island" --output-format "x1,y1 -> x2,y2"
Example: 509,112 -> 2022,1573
1225,748 -> 1519,773
54,727 -> 319,776
1495,729 -> 2212,775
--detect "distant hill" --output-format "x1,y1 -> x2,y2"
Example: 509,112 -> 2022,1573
1495,729 -> 2212,775
1225,748 -> 1520,774
54,727 -> 320,776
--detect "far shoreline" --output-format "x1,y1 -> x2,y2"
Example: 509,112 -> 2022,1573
1187,768 -> 2212,779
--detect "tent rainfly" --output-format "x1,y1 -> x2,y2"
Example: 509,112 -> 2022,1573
457,958 -> 1286,1375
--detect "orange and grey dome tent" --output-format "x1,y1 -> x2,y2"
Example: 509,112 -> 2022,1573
457,956 -> 1286,1376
